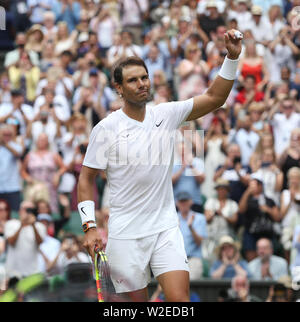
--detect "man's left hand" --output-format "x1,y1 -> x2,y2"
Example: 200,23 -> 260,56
224,29 -> 242,60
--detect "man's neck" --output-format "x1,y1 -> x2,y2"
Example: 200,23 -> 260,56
122,102 -> 146,122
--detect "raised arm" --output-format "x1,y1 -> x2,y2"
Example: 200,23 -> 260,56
186,29 -> 242,121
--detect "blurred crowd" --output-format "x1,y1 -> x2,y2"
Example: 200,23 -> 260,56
1,0 -> 300,302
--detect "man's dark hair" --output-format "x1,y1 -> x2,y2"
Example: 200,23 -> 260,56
61,50 -> 73,58
112,56 -> 149,85
244,74 -> 256,83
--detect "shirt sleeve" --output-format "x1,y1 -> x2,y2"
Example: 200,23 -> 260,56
160,98 -> 194,130
4,220 -> 20,238
83,124 -> 112,170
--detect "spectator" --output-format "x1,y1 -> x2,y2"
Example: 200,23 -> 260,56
8,51 -> 41,104
198,1 -> 225,39
280,167 -> 300,260
278,128 -> 300,190
0,72 -> 12,104
248,238 -> 289,280
46,234 -> 89,274
41,11 -> 58,42
0,124 -> 23,212
227,0 -> 252,32
173,141 -> 205,213
230,275 -> 262,302
177,43 -> 209,101
52,0 -> 81,33
272,97 -> 300,156
4,33 -> 39,69
214,143 -> 251,203
238,39 -> 270,91
239,175 -> 281,262
54,21 -> 78,57
176,191 -> 207,280
244,5 -> 273,45
106,30 -> 143,68
210,235 -> 250,279
25,24 -> 45,59
4,200 -> 46,279
203,179 -> 239,262
39,40 -> 57,74
202,116 -> 227,199
21,133 -> 66,213
234,114 -> 260,167
252,147 -> 283,205
120,0 -> 149,45
37,213 -> 61,276
28,0 -> 53,25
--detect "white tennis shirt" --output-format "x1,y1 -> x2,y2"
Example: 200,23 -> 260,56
83,98 -> 194,239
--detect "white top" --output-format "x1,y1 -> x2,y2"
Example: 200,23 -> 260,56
272,112 -> 300,155
83,99 -> 194,239
4,220 -> 47,278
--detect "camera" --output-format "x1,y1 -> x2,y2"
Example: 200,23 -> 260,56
25,207 -> 37,216
233,156 -> 241,165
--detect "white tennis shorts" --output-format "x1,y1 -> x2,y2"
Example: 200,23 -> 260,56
105,225 -> 189,293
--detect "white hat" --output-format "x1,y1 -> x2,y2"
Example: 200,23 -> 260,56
78,32 -> 89,43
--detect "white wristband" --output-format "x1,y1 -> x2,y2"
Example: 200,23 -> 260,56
219,56 -> 239,81
78,200 -> 96,224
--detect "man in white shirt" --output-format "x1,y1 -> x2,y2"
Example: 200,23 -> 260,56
4,201 -> 46,278
77,30 -> 242,301
244,5 -> 273,45
271,97 -> 300,155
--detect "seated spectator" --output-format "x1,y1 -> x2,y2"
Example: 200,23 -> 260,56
8,51 -> 41,104
41,11 -> 58,42
230,275 -> 262,302
202,116 -> 227,199
52,0 -> 81,33
290,225 -> 300,274
233,114 -> 260,167
4,33 -> 39,69
25,24 -> 45,59
177,43 -> 209,101
0,124 -> 24,211
106,30 -> 143,68
248,238 -> 289,281
238,39 -> 269,91
214,143 -> 251,203
271,96 -> 300,157
0,72 -> 12,104
234,75 -> 265,120
227,0 -> 252,32
37,213 -> 61,276
0,89 -> 34,138
203,179 -> 239,262
46,233 -> 89,275
4,200 -> 46,279
278,128 -> 300,190
250,132 -> 274,172
252,147 -> 283,205
177,192 -> 207,280
210,235 -> 250,279
35,195 -> 70,238
21,133 -> 67,213
239,175 -> 281,262
280,167 -> 300,261
54,21 -> 78,57
173,141 -> 205,213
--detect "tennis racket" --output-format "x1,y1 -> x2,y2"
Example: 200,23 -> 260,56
94,247 -> 115,302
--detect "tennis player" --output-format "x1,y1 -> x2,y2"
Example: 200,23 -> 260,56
77,29 -> 242,302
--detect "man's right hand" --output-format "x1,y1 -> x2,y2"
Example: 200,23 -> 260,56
83,227 -> 103,259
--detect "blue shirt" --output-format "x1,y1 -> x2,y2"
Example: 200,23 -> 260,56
0,142 -> 22,192
173,158 -> 205,205
178,211 -> 207,259
210,259 -> 251,279
52,1 -> 81,32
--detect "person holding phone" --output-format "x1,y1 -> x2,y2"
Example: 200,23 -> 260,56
3,201 -> 46,279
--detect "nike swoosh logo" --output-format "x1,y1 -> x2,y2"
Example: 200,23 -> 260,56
156,120 -> 163,127
81,207 -> 87,216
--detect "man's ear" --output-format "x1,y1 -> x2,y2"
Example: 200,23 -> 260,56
114,82 -> 123,98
